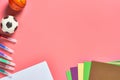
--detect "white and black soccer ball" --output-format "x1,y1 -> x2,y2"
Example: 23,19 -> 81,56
1,15 -> 18,34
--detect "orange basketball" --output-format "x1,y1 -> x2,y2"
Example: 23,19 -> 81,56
9,0 -> 26,11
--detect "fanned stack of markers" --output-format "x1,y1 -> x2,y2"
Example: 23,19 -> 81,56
0,15 -> 19,76
66,60 -> 120,80
0,38 -> 17,76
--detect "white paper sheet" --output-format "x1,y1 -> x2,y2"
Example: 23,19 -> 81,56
0,61 -> 54,80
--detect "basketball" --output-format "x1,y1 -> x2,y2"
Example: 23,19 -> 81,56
9,0 -> 26,11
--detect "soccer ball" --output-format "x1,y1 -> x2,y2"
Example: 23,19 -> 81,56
1,15 -> 18,34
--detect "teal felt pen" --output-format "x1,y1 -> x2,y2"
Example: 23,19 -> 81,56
0,68 -> 11,76
0,58 -> 15,66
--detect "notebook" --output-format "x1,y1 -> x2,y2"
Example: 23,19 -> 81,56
0,61 -> 54,80
70,67 -> 78,80
89,61 -> 120,80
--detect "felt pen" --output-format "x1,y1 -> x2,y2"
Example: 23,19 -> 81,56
0,43 -> 14,53
0,52 -> 12,60
0,58 -> 15,66
1,37 -> 17,43
6,37 -> 17,43
0,68 -> 11,76
0,35 -> 17,43
0,62 -> 14,71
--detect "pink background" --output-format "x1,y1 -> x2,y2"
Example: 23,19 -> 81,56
1,0 -> 120,80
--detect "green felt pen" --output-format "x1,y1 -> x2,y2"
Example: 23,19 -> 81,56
0,68 -> 11,76
0,58 -> 15,66
66,70 -> 72,80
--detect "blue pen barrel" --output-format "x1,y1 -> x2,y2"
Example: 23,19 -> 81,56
0,44 -> 6,49
0,44 -> 14,53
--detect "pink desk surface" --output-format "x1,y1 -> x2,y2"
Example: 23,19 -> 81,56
1,0 -> 120,80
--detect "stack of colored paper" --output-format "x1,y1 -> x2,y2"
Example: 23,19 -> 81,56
66,61 -> 120,80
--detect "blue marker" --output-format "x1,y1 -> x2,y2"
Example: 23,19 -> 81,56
0,52 -> 12,60
0,44 -> 14,53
